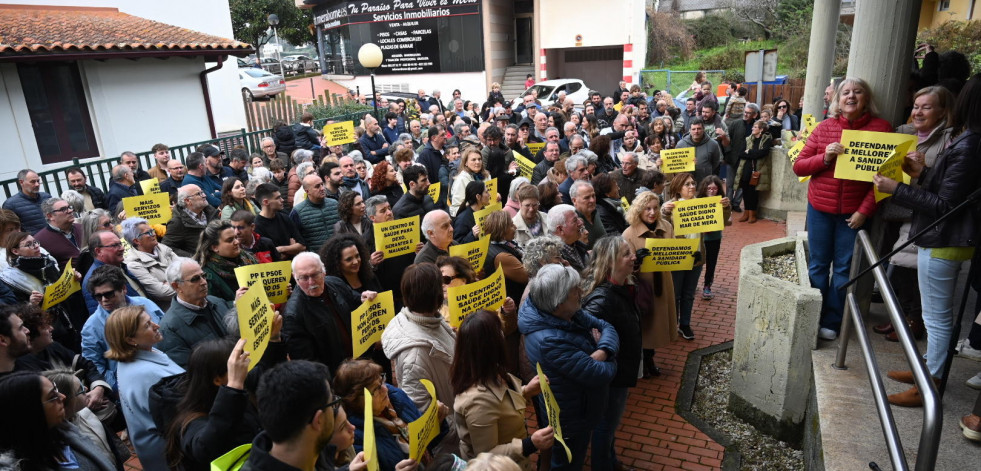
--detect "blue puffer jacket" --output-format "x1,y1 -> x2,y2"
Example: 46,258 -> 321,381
2,191 -> 51,234
518,298 -> 619,433
349,386 -> 440,471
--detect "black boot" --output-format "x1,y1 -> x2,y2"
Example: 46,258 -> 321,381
643,349 -> 660,378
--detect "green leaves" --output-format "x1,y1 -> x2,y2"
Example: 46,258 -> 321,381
230,0 -> 312,54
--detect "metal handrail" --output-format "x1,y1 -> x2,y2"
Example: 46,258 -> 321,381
833,230 -> 941,471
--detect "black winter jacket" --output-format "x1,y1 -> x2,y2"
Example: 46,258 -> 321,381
582,282 -> 642,388
596,198 -> 627,235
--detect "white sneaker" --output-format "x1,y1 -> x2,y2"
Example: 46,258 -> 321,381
967,372 -> 981,390
818,328 -> 838,340
957,340 -> 981,362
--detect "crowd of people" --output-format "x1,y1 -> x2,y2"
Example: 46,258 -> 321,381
1,53 -> 981,471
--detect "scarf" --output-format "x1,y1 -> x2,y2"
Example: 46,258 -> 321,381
205,252 -> 258,289
11,255 -> 60,285
343,176 -> 362,189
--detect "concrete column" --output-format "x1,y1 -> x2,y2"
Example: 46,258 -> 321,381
802,0 -> 840,120
846,0 -> 922,125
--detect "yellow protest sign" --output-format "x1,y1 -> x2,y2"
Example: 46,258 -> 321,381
673,196 -> 724,236
473,203 -> 503,234
234,261 -> 292,304
660,147 -> 696,173
427,182 -> 441,203
834,130 -> 917,182
351,291 -> 395,359
536,363 -> 573,463
323,121 -> 356,145
139,178 -> 161,195
42,261 -> 79,310
485,178 -> 498,198
123,192 -> 171,225
640,238 -> 701,272
526,142 -> 545,155
446,264 -> 506,328
363,387 -> 379,471
803,114 -> 817,133
449,235 -> 490,273
408,379 -> 441,461
513,151 -> 535,180
235,281 -> 274,370
786,140 -> 810,183
620,196 -> 630,213
873,150 -> 908,202
373,216 -> 420,258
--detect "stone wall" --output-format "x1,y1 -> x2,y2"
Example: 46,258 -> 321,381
759,147 -> 809,221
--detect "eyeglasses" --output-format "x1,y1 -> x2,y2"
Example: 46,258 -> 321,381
44,384 -> 62,404
138,229 -> 156,239
51,206 -> 73,214
77,384 -> 89,396
101,221 -> 114,229
178,274 -> 205,284
442,275 -> 463,285
19,240 -> 40,249
312,394 -> 343,423
98,242 -> 123,249
777,105 -> 788,109
92,290 -> 118,300
296,272 -> 324,282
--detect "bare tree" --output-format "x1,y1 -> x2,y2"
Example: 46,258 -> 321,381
726,0 -> 778,39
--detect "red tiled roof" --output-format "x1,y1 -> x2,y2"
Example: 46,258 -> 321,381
0,4 -> 253,58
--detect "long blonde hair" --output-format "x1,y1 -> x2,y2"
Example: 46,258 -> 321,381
581,235 -> 633,294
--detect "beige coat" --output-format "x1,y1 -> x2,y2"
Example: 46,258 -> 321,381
453,374 -> 532,470
623,218 -> 679,349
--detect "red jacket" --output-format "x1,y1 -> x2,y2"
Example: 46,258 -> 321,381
793,113 -> 892,216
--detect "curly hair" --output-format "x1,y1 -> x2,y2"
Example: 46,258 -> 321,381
435,255 -> 477,284
370,160 -> 393,192
318,233 -> 376,286
337,191 -> 363,222
625,191 -> 661,226
522,235 -> 564,277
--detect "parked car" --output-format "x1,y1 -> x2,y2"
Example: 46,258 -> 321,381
510,78 -> 593,109
258,57 -> 284,75
282,55 -> 320,74
237,57 -> 258,69
239,69 -> 286,101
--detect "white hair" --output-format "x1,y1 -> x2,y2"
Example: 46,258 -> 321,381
569,180 -> 592,200
529,264 -> 581,313
165,257 -> 199,284
547,204 -> 576,234
421,210 -> 448,236
291,251 -> 325,274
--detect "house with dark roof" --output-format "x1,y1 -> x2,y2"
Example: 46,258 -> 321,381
0,2 -> 253,179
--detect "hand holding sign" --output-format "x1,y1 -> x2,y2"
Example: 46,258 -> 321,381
639,239 -> 701,272
42,261 -> 80,310
446,265 -> 506,328
536,363 -> 572,462
363,388 -> 379,471
408,379 -> 441,461
672,196 -> 724,236
834,131 -> 917,182
660,147 -> 696,173
235,282 -> 274,370
449,236 -> 489,272
351,291 -> 396,359
374,216 -> 421,258
323,121 -> 356,146
234,261 -> 292,304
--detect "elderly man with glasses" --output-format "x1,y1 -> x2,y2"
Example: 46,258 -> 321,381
81,231 -> 147,314
161,184 -> 219,257
34,197 -> 84,270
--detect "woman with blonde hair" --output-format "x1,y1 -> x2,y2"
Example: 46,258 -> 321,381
105,305 -> 184,471
450,148 -> 490,217
622,191 -> 676,376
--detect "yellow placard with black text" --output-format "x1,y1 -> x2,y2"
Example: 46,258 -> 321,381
660,147 -> 696,173
672,196 -> 724,236
351,291 -> 395,359
513,151 -> 535,180
123,192 -> 171,225
42,261 -> 79,311
526,142 -> 545,155
323,121 -> 356,146
834,130 -> 916,182
408,379 -> 441,461
363,388 -> 379,471
427,182 -> 441,203
640,238 -> 700,272
473,203 -> 503,233
786,140 -> 810,183
373,216 -> 420,258
446,265 -> 506,328
873,150 -> 910,202
620,196 -> 630,213
234,261 -> 292,304
536,363 -> 573,463
449,236 -> 489,273
235,281 -> 274,370
139,178 -> 162,195
485,178 -> 498,198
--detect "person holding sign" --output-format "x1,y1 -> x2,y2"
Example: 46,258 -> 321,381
454,181 -> 492,244
333,360 -> 431,471
695,177 -> 733,301
792,77 -> 892,341
873,77 -> 981,407
193,221 -> 259,303
451,310 -> 553,470
518,264 -> 619,471
661,174 -> 706,341
381,263 -> 460,456
321,234 -> 382,296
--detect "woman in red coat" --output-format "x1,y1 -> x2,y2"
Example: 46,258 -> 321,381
793,77 -> 892,340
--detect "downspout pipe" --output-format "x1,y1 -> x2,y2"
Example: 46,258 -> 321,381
200,56 -> 225,139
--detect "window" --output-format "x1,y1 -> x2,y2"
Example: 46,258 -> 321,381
17,62 -> 98,164
939,0 -> 951,11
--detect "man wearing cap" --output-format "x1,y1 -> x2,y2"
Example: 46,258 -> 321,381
200,144 -> 233,180
180,152 -> 222,207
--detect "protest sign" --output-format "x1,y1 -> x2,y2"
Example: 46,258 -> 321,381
408,379 -> 441,461
234,261 -> 292,304
834,130 -> 916,182
526,142 -> 545,155
449,236 -> 489,273
446,265 -> 506,328
427,182 -> 441,203
873,150 -> 909,202
786,140 -> 810,183
620,196 -> 630,213
42,261 -> 79,310
123,192 -> 171,225
485,178 -> 498,199
513,151 -> 536,180
473,203 -> 503,233
351,291 -> 395,359
364,388 -> 379,471
536,363 -> 573,462
323,121 -> 356,145
672,196 -> 724,236
639,239 -> 701,272
235,282 -> 274,370
139,178 -> 161,195
373,216 -> 420,258
660,147 -> 696,173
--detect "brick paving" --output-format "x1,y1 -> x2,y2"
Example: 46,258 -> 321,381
120,217 -> 787,471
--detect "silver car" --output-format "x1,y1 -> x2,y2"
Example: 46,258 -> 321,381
239,69 -> 286,101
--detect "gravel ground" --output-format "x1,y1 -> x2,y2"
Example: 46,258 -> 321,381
761,253 -> 799,284
691,349 -> 805,470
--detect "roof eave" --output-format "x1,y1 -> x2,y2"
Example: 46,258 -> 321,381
0,47 -> 256,63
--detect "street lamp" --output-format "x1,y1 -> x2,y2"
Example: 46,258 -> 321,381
268,14 -> 282,75
358,43 -> 383,118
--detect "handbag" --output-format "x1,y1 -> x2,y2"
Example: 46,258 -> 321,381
749,160 -> 761,186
